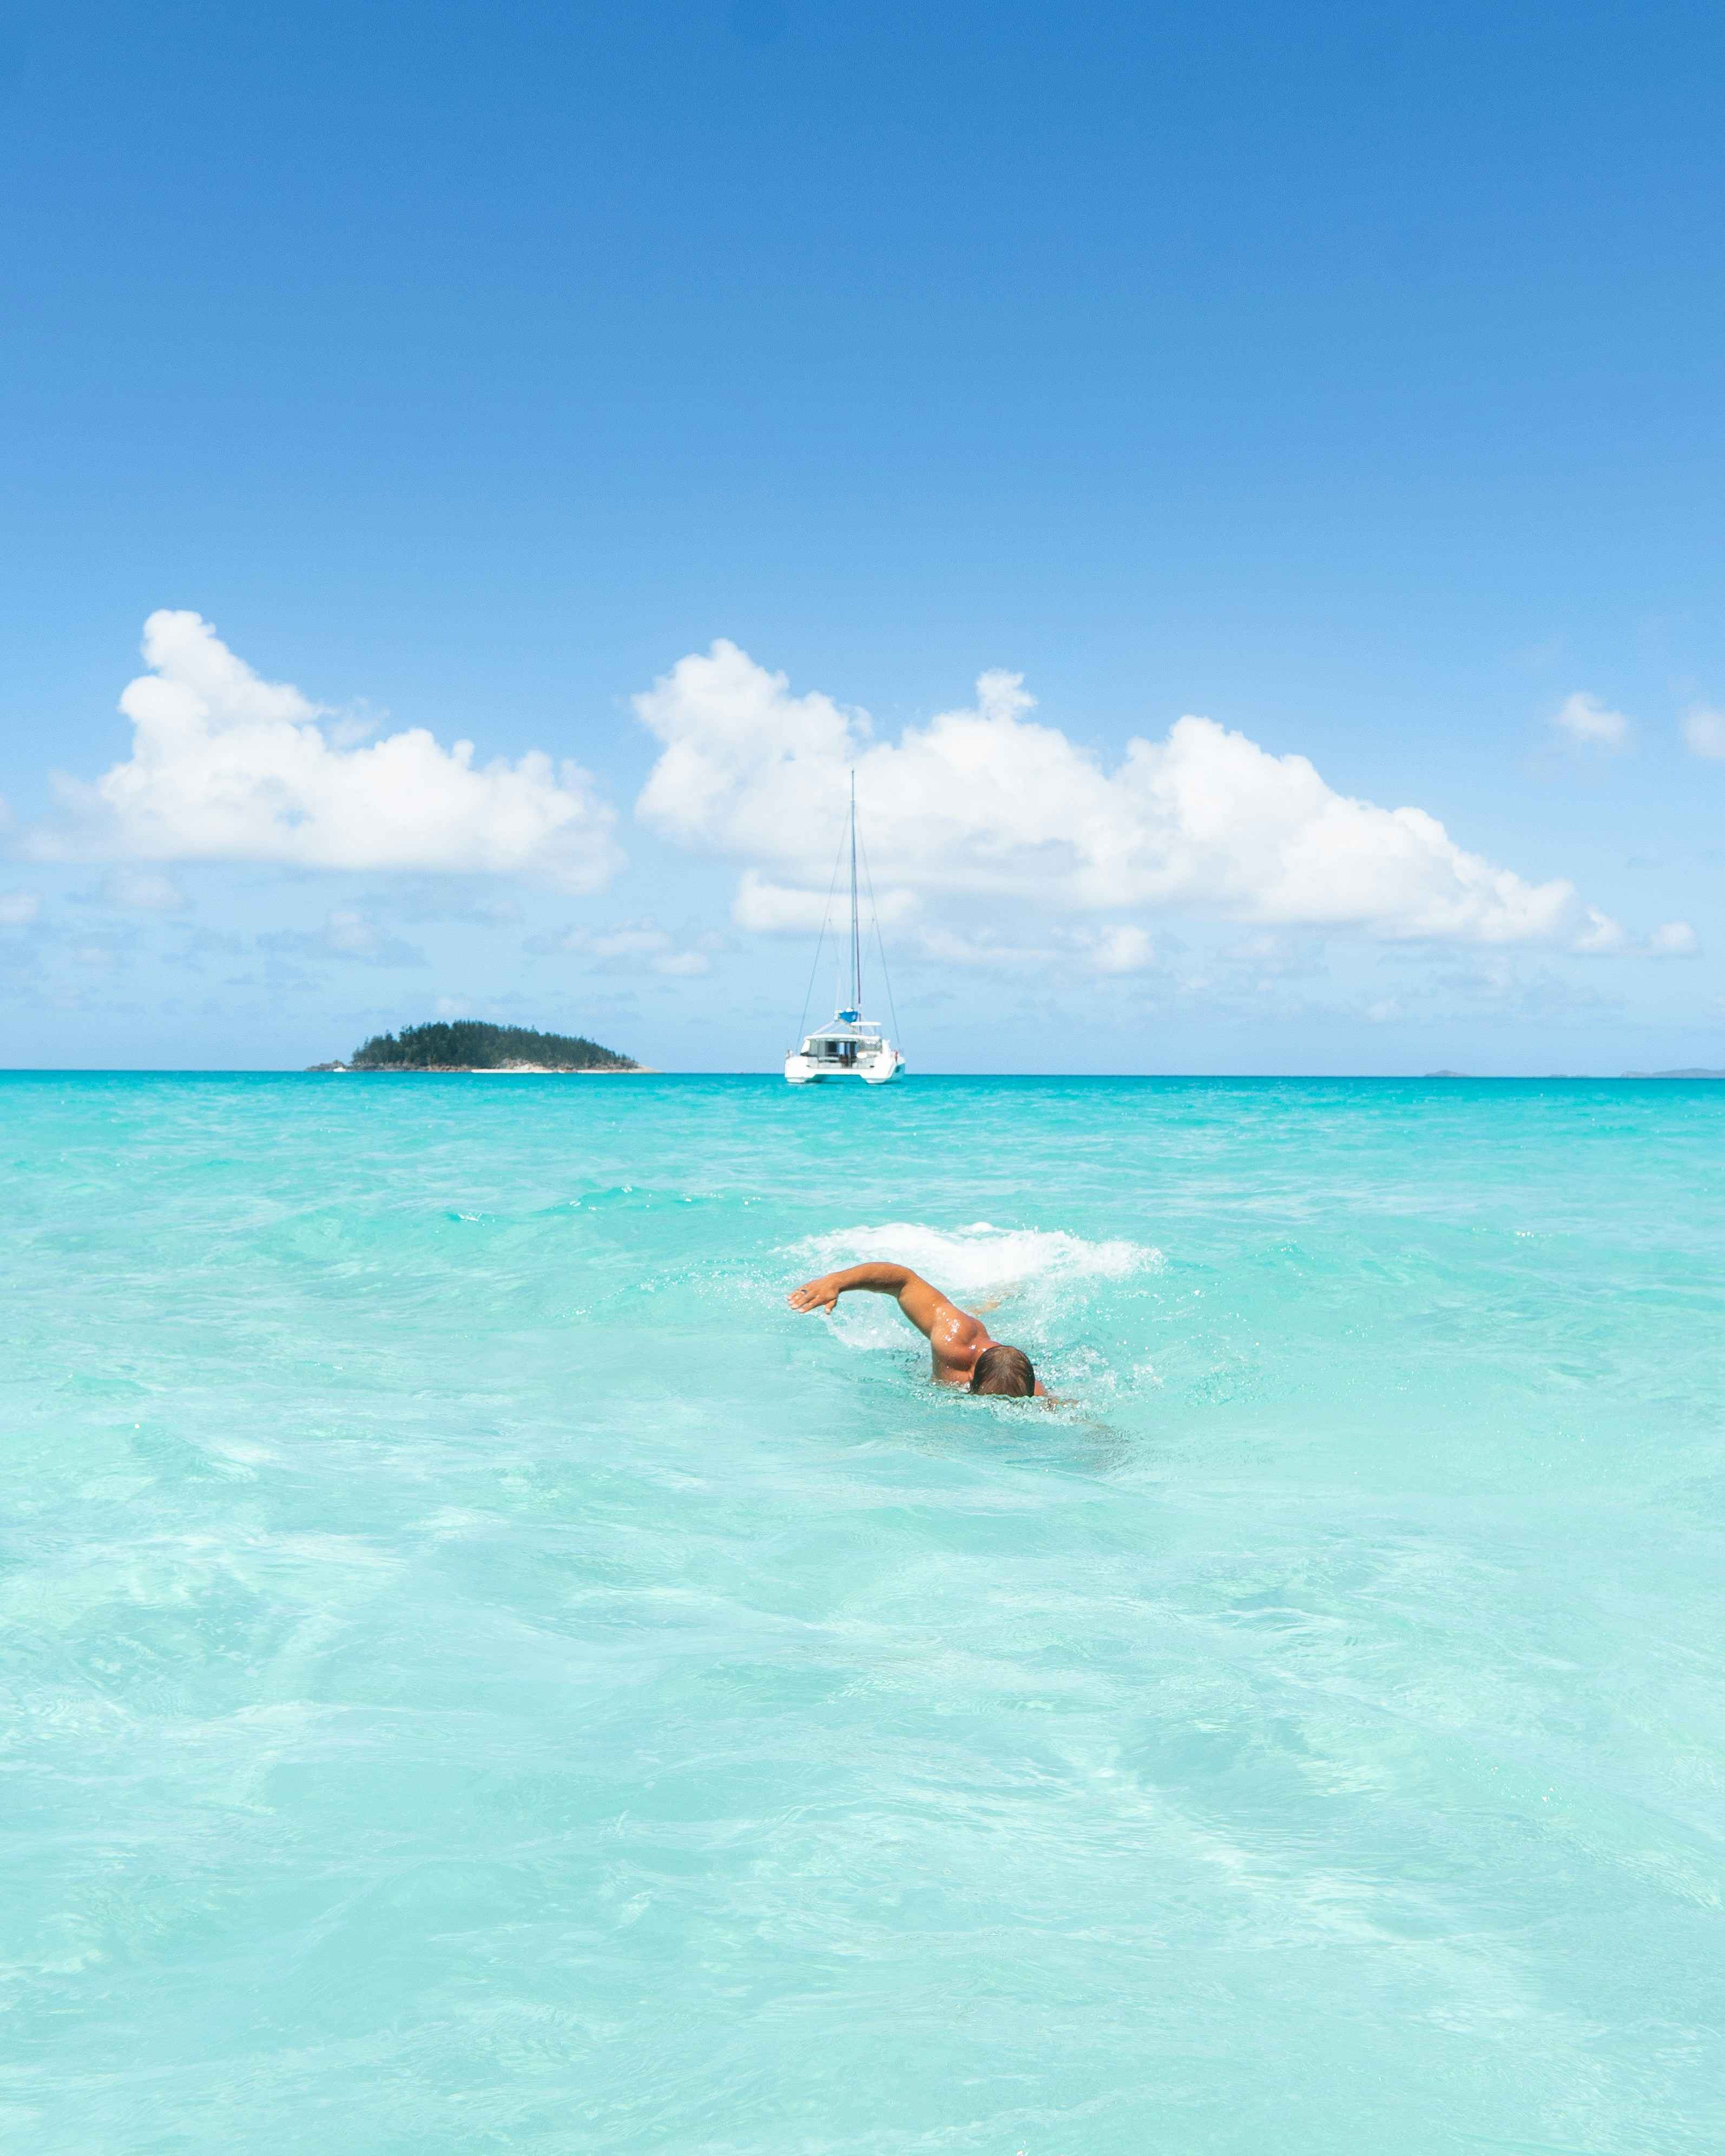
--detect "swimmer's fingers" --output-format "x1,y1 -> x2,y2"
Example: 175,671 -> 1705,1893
787,1278 -> 839,1314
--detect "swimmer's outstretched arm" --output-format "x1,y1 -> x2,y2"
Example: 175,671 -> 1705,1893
788,1263 -> 953,1339
789,1263 -> 1035,1394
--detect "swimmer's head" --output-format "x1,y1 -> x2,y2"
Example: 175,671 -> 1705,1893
970,1344 -> 1036,1398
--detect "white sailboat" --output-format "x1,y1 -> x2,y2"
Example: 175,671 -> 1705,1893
784,779 -> 906,1085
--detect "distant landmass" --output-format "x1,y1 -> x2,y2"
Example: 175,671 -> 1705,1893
308,1020 -> 641,1072
1419,1069 -> 1725,1081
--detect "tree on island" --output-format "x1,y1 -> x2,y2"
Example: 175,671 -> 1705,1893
341,1020 -> 638,1071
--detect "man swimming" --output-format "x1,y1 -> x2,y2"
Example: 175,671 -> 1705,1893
788,1261 -> 1045,1396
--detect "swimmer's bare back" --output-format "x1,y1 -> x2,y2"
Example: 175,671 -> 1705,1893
787,1262 -> 1047,1397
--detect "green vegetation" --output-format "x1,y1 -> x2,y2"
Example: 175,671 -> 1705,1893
345,1020 -> 638,1071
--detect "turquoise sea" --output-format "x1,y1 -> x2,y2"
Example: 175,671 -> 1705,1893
6,1071 -> 1723,2154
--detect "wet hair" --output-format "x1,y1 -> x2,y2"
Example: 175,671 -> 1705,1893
970,1343 -> 1036,1397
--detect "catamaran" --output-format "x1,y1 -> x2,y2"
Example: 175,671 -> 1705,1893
784,779 -> 906,1085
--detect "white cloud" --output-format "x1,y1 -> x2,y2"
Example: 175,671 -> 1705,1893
31,612 -> 622,889
1572,909 -> 1628,954
69,940 -> 123,969
0,891 -> 41,927
588,924 -> 681,959
733,870 -> 919,935
1550,691 -> 1632,752
322,909 -> 419,961
1648,920 -> 1699,957
913,921 -> 1156,975
635,642 -> 1621,951
259,908 -> 426,967
101,867 -> 187,911
529,918 -> 711,977
1087,924 -> 1153,974
653,950 -> 711,977
1682,706 -> 1725,760
911,925 -> 1056,971
430,992 -> 538,1020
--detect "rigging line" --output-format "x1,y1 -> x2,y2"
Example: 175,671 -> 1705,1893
854,820 -> 903,1054
796,815 -> 850,1049
848,770 -> 861,1014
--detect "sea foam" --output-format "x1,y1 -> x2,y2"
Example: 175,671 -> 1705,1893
786,1219 -> 1160,1350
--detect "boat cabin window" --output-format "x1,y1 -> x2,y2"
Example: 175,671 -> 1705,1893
806,1034 -> 887,1056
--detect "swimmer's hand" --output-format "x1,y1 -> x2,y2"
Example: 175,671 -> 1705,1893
788,1274 -> 842,1315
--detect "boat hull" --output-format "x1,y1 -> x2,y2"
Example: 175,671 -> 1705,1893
785,1052 -> 905,1085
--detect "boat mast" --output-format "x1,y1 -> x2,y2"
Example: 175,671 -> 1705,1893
848,772 -> 861,1014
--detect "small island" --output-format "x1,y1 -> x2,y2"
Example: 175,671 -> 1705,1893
307,1020 -> 643,1073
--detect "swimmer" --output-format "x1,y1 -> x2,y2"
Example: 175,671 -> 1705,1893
788,1262 -> 1046,1396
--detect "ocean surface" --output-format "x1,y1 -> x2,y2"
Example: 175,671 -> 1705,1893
5,1071 -> 1723,2154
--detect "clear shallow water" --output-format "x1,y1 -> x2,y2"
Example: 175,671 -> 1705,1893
4,1071 -> 1723,2154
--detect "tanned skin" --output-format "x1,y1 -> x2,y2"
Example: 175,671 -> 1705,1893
787,1262 -> 1047,1395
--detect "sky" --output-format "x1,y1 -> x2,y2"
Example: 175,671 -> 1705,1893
4,0 -> 1725,1073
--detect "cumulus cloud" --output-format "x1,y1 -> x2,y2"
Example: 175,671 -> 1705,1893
1648,920 -> 1699,957
1571,911 -> 1628,954
1550,691 -> 1632,752
634,642 -> 1622,951
733,871 -> 919,935
1090,924 -> 1154,974
68,938 -> 127,970
258,908 -> 427,967
31,612 -> 622,890
1682,706 -> 1725,761
526,918 -> 712,977
100,867 -> 187,911
431,992 -> 538,1020
913,921 -> 1157,975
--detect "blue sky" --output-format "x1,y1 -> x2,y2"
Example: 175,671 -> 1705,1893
3,0 -> 1724,1071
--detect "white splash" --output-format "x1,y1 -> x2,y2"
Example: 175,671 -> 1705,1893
786,1221 -> 1160,1351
